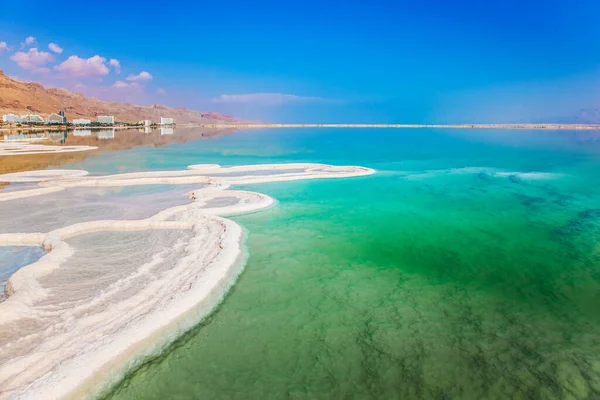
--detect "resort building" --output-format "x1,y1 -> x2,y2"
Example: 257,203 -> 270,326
46,113 -> 65,124
73,118 -> 92,125
2,114 -> 22,123
96,115 -> 115,124
160,117 -> 174,125
58,110 -> 67,124
21,114 -> 45,123
141,120 -> 152,126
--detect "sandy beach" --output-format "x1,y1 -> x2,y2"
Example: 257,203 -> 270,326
0,163 -> 374,399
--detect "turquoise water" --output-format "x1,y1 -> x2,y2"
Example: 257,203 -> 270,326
70,129 -> 600,398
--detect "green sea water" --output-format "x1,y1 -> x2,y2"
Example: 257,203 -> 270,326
73,128 -> 600,399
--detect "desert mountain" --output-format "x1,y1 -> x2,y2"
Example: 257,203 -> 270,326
0,70 -> 236,124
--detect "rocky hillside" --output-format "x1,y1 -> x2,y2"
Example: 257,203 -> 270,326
0,70 -> 236,124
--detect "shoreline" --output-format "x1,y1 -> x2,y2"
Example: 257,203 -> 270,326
0,163 -> 375,399
2,123 -> 600,135
192,123 -> 600,130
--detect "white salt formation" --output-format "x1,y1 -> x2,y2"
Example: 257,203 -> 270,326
0,142 -> 97,156
0,163 -> 374,399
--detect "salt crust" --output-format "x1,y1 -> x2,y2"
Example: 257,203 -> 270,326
0,163 -> 374,399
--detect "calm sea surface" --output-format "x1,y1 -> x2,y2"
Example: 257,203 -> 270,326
9,128 -> 600,399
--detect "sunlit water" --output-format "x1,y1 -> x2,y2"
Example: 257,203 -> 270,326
5,128 -> 600,399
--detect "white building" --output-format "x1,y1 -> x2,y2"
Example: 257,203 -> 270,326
143,120 -> 152,126
21,114 -> 44,123
46,113 -> 65,124
73,119 -> 91,125
2,114 -> 22,123
96,115 -> 115,124
160,117 -> 174,125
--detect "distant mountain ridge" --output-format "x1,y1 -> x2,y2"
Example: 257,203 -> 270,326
0,70 -> 236,124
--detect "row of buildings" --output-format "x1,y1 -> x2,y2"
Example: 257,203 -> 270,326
2,111 -> 175,126
3,111 -> 67,124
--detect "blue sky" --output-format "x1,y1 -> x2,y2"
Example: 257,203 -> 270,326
1,0 -> 599,122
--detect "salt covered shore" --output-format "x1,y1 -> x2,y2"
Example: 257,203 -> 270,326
0,142 -> 97,156
0,163 -> 374,399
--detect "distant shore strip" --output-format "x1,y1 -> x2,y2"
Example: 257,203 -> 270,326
2,123 -> 600,134
194,123 -> 600,130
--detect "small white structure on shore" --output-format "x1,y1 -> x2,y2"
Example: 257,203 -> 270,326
141,120 -> 152,127
160,117 -> 174,125
73,119 -> 91,125
96,115 -> 115,124
2,114 -> 22,123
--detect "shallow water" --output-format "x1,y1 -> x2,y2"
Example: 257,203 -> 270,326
0,246 -> 45,298
6,128 -> 600,399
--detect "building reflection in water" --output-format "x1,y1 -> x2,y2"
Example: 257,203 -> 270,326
48,131 -> 68,144
160,127 -> 174,136
96,129 -> 115,140
3,132 -> 48,142
73,129 -> 92,137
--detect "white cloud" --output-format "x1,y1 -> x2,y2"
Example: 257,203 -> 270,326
112,80 -> 130,88
156,88 -> 166,95
10,48 -> 55,73
25,36 -> 36,45
111,80 -> 143,90
109,59 -> 121,74
0,42 -> 7,54
54,55 -> 110,78
48,43 -> 63,54
212,93 -> 326,106
126,71 -> 152,82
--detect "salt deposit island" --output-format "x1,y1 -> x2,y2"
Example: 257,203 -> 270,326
0,163 -> 374,400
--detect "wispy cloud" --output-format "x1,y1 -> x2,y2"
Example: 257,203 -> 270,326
10,48 -> 55,73
24,36 -> 36,46
48,43 -> 63,54
54,55 -> 110,78
212,93 -> 329,106
109,59 -> 121,74
126,71 -> 152,82
0,42 -> 8,54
